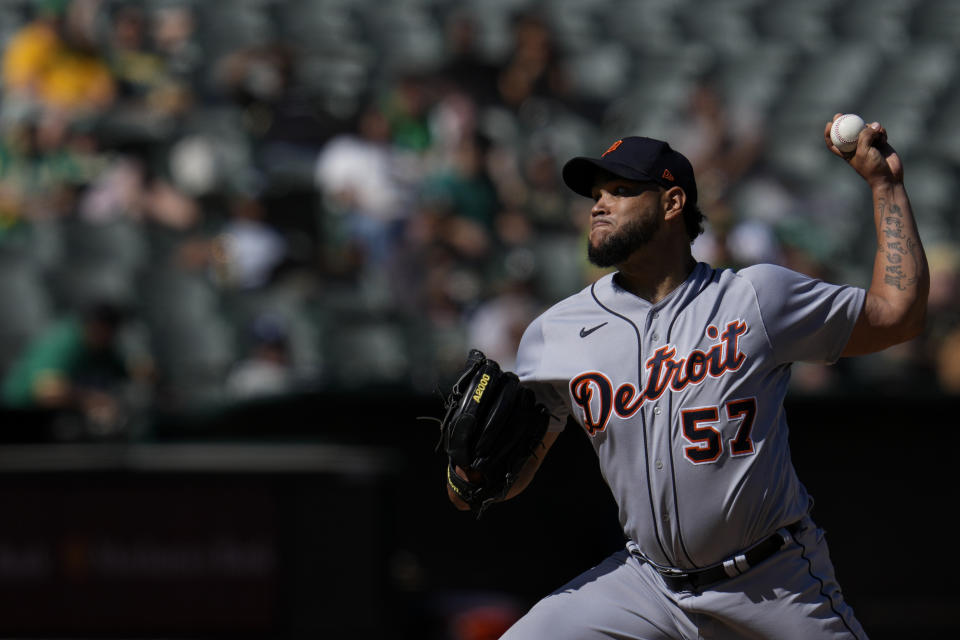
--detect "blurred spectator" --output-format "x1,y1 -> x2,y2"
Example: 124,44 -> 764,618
421,133 -> 500,260
167,132 -> 232,197
212,40 -> 307,143
496,11 -> 570,111
0,106 -> 102,232
2,0 -> 115,116
226,313 -> 295,399
438,11 -> 501,108
315,105 -> 410,272
381,74 -> 434,152
667,80 -> 764,208
77,152 -> 199,230
0,301 -> 146,434
466,279 -> 541,371
214,42 -> 292,109
150,1 -> 202,82
394,210 -> 480,328
726,219 -> 783,267
212,36 -> 334,148
517,146 -> 574,232
76,154 -> 144,222
104,1 -> 193,118
212,194 -> 288,290
429,88 -> 479,158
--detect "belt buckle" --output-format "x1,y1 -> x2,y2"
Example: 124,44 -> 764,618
661,568 -> 708,592
657,566 -> 690,581
659,571 -> 688,587
657,566 -> 702,591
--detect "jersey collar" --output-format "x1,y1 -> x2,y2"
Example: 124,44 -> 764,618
591,261 -> 712,317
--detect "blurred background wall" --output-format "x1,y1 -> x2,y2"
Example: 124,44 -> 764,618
0,0 -> 957,637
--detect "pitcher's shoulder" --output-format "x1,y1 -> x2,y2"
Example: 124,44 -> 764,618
734,263 -> 808,287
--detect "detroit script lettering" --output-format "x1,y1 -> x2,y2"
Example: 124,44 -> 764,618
570,321 -> 748,435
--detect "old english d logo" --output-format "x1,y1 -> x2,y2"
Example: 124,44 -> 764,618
662,169 -> 675,181
602,140 -> 623,157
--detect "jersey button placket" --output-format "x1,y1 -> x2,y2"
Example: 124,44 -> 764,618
648,308 -> 659,343
645,306 -> 673,555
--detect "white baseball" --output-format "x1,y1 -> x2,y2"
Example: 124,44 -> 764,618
830,114 -> 865,153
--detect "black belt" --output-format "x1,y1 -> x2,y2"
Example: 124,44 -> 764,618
634,520 -> 804,592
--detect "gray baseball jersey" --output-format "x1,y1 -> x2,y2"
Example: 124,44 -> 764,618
516,261 -> 865,570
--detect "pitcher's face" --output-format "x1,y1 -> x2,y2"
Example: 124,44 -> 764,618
587,178 -> 664,267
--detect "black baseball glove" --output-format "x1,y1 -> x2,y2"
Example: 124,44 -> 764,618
438,349 -> 550,516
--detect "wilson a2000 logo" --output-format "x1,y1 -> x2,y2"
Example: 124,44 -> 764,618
472,374 -> 491,403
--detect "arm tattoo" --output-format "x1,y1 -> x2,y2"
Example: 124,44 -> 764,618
877,198 -> 919,291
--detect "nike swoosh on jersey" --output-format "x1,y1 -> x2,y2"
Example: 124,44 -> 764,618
579,322 -> 608,338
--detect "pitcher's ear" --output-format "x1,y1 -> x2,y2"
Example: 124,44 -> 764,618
662,186 -> 686,220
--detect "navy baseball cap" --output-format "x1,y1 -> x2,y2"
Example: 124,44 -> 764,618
562,136 -> 698,205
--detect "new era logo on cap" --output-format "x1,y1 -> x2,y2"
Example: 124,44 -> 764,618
561,136 -> 698,206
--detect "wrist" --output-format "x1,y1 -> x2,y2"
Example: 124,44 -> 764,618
869,176 -> 904,195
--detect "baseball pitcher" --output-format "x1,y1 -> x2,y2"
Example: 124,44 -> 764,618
438,114 -> 928,639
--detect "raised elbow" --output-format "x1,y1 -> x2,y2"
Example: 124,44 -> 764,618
844,292 -> 928,357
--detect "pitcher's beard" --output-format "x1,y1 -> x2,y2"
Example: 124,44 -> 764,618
587,215 -> 661,267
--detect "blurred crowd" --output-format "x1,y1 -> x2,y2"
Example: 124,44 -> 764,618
1,0 -> 958,438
